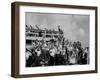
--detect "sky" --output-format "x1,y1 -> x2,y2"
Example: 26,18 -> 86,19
25,12 -> 90,47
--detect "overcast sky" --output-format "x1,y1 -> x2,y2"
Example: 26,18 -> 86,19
25,12 -> 90,47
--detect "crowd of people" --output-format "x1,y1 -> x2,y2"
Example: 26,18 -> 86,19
26,38 -> 89,67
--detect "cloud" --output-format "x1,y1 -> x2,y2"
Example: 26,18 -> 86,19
79,28 -> 85,36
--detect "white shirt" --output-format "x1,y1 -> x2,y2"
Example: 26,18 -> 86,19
35,49 -> 41,56
26,51 -> 32,60
49,48 -> 56,57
